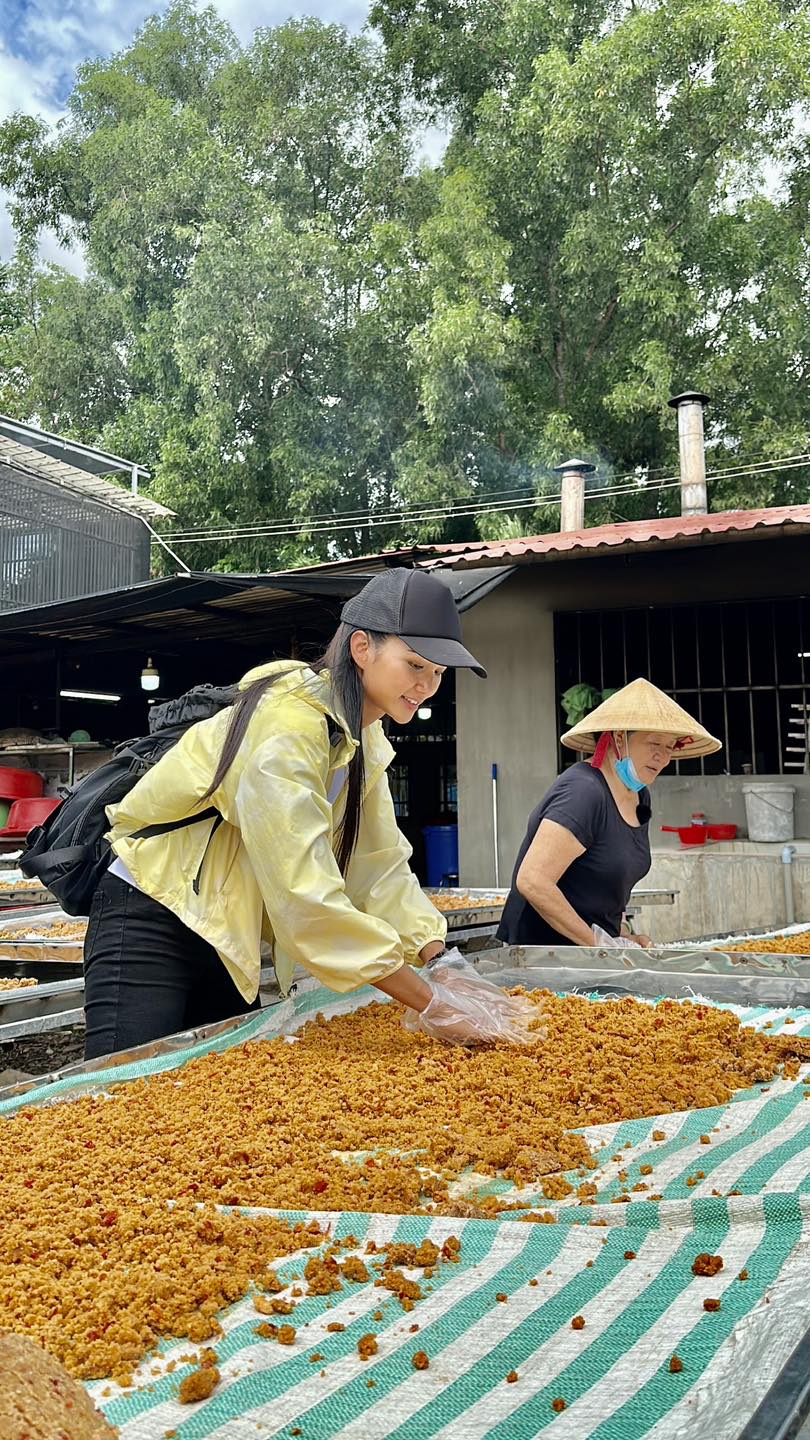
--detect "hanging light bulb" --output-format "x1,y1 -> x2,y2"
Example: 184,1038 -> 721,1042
140,657 -> 160,692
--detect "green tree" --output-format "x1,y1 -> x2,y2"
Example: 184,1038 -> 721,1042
0,0 -> 808,568
375,0 -> 810,522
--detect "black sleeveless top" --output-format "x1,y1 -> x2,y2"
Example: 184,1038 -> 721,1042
497,763 -> 651,946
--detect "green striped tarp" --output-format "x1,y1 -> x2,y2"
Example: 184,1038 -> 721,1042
4,983 -> 810,1438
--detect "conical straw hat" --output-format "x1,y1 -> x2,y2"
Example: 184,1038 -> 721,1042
561,678 -> 721,759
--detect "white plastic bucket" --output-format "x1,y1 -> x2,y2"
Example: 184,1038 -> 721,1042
742,784 -> 795,842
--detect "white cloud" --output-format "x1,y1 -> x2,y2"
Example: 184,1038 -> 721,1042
212,0 -> 370,44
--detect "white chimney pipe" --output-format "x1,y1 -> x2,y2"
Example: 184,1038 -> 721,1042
554,457 -> 596,532
668,391 -> 709,516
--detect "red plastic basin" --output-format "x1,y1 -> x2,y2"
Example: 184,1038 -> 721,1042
0,767 -> 44,800
0,796 -> 61,836
706,823 -> 737,841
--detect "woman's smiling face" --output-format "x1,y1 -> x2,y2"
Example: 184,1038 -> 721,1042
350,632 -> 446,726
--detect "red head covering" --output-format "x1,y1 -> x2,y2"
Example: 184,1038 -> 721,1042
590,731 -> 614,769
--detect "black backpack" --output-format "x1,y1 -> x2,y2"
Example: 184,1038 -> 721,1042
20,684 -> 238,916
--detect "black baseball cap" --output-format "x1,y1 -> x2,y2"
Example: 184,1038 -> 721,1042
341,568 -> 487,677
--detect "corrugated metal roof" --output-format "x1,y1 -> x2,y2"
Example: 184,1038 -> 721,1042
416,506 -> 810,570
0,437 -> 173,521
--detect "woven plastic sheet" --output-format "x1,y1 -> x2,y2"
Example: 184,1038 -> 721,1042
3,981 -> 810,1438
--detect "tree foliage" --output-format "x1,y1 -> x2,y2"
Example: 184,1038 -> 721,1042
0,0 -> 808,569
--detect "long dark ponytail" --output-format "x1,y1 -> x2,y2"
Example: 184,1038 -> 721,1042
202,625 -> 386,873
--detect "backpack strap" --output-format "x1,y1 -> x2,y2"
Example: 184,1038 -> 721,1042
129,806 -> 224,896
23,844 -> 89,878
130,806 -> 220,841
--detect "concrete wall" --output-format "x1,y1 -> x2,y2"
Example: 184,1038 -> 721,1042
640,843 -> 810,943
651,774 -> 810,837
456,573 -> 558,887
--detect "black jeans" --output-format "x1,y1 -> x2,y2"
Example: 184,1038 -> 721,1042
83,871 -> 259,1060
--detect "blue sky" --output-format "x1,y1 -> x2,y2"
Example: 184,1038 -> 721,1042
0,0 -> 371,269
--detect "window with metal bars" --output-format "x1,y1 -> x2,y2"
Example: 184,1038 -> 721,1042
554,597 -> 810,776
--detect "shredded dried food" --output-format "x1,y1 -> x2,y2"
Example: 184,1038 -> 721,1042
0,991 -> 803,1383
178,1366 -> 220,1403
0,1333 -> 117,1438
341,1256 -> 371,1283
428,893 -> 498,912
692,1253 -> 724,1277
731,931 -> 810,954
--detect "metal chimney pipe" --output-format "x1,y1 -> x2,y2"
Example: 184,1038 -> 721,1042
668,391 -> 709,516
553,457 -> 596,532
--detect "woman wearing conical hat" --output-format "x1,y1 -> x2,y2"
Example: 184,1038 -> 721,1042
498,680 -> 721,949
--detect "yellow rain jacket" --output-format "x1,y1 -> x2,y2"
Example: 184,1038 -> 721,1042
106,661 -> 446,1002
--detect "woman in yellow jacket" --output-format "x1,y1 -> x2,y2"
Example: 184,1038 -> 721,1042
85,568 -> 532,1059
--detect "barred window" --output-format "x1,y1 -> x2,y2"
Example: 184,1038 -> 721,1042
555,597 -> 810,776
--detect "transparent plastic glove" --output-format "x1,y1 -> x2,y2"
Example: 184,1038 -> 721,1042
403,948 -> 542,1046
592,924 -> 642,950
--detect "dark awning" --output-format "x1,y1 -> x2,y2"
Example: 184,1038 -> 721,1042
0,566 -> 514,659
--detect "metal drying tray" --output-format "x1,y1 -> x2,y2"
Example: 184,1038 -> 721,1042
0,958 -> 83,982
0,991 -> 289,1103
4,946 -> 810,1108
0,906 -> 85,965
470,944 -> 810,1009
424,887 -> 507,930
0,976 -> 85,1041
0,887 -> 56,909
0,964 -> 284,1049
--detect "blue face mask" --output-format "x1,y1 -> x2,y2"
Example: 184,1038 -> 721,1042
615,750 -> 645,793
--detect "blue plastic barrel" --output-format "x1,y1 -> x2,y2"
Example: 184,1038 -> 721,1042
422,824 -> 459,888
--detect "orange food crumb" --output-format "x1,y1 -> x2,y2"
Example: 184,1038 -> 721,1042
341,1256 -> 371,1284
506,1370 -> 519,1383
692,1253 -> 724,1277
278,1326 -> 296,1346
412,1350 -> 430,1370
571,1316 -> 585,1330
703,1298 -> 721,1312
358,1334 -> 378,1360
669,1355 -> 683,1373
178,1367 -> 220,1403
552,1398 -> 567,1413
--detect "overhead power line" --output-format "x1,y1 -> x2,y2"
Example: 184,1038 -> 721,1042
149,453 -> 810,548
